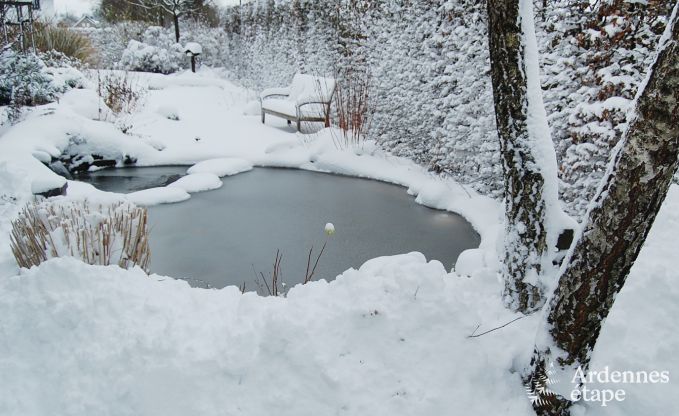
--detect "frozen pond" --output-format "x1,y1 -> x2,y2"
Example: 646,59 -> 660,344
75,167 -> 480,290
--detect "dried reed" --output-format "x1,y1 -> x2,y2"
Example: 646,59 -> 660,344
10,199 -> 151,272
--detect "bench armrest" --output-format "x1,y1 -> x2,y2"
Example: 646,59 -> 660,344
297,101 -> 331,109
260,87 -> 291,100
296,101 -> 332,120
296,95 -> 332,106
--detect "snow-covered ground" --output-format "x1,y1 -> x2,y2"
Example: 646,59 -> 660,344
0,69 -> 676,415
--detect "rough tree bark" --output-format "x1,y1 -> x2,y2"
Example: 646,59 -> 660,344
487,0 -> 563,313
527,5 -> 679,415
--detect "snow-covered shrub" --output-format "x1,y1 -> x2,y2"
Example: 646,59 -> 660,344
39,49 -> 82,70
47,64 -> 88,91
86,22 -> 147,69
0,50 -> 56,107
175,21 -> 228,67
120,39 -> 185,74
10,199 -> 151,272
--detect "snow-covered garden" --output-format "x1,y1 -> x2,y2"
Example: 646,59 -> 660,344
0,0 -> 677,415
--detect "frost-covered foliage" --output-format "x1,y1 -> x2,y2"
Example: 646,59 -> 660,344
119,26 -> 185,73
87,21 -> 148,69
0,50 -> 57,107
87,22 -> 227,72
427,1 -> 501,189
120,39 -> 185,74
10,199 -> 151,272
537,0 -> 675,219
220,0 -> 503,197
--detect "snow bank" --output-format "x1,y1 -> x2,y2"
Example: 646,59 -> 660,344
127,186 -> 190,206
0,254 -> 535,416
187,157 -> 254,177
168,173 -> 222,193
243,100 -> 261,116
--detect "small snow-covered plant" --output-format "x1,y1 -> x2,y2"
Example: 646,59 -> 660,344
97,71 -> 146,119
10,199 -> 151,272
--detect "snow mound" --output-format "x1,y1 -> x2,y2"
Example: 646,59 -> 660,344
59,88 -> 106,120
168,173 -> 222,193
127,186 -> 190,206
243,100 -> 261,116
187,158 -> 253,177
0,254 -> 534,416
454,248 -> 485,277
156,105 -> 180,120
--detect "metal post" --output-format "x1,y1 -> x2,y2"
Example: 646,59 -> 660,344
16,4 -> 24,52
1,4 -> 8,45
28,3 -> 34,53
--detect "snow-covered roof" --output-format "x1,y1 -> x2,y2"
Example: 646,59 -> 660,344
71,15 -> 99,29
184,42 -> 202,55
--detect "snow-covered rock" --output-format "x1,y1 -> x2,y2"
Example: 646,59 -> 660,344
31,175 -> 67,197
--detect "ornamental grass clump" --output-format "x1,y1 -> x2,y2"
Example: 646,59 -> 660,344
10,199 -> 150,272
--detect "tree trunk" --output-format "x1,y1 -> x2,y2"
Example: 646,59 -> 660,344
173,13 -> 180,42
487,0 -> 563,313
527,6 -> 679,415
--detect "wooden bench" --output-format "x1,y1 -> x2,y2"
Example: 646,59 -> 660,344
260,74 -> 336,132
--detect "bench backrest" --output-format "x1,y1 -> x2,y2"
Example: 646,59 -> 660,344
289,74 -> 336,104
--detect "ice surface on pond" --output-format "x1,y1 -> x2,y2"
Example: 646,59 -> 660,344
78,166 -> 480,289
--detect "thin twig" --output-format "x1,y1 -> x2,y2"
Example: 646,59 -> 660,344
467,316 -> 525,338
304,241 -> 326,284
